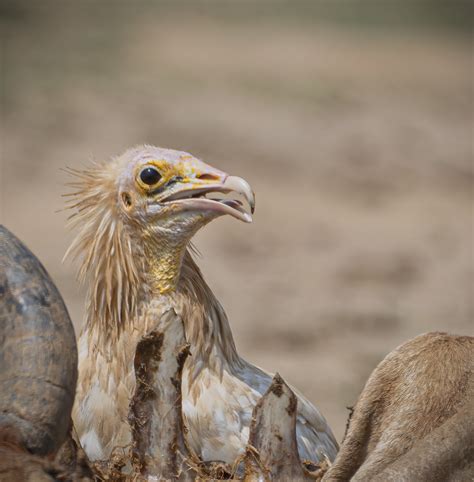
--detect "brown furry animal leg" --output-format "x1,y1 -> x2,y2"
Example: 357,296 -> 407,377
323,332 -> 474,481
372,400 -> 474,481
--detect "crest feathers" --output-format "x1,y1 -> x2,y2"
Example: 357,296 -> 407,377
64,161 -> 143,339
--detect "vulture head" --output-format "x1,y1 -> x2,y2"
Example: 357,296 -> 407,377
65,145 -> 255,333
116,145 -> 254,231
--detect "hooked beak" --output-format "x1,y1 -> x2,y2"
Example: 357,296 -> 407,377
161,175 -> 255,223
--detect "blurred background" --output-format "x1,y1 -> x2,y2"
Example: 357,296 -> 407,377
1,0 -> 472,441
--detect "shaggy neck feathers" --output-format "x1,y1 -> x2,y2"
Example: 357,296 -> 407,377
64,164 -> 145,343
174,252 -> 241,369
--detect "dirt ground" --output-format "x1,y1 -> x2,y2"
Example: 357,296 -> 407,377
1,2 -> 472,441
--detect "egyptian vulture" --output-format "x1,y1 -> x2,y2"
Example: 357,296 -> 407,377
66,145 -> 338,467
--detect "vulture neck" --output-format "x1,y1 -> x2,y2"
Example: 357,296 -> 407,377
146,246 -> 242,372
144,233 -> 188,295
85,232 -> 242,373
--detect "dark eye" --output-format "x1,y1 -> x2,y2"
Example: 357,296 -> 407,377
140,166 -> 162,185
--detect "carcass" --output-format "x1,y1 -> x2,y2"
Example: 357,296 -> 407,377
0,226 -> 79,480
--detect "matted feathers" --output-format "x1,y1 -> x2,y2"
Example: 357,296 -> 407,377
64,161 -> 144,340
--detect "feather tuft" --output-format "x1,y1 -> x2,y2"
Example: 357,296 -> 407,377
64,159 -> 144,340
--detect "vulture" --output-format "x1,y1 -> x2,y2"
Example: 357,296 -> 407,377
66,145 -> 338,467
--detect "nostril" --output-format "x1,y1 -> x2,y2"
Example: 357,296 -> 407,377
197,173 -> 220,181
167,176 -> 184,187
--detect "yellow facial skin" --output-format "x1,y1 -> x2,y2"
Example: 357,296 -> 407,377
134,159 -> 176,193
134,157 -> 220,196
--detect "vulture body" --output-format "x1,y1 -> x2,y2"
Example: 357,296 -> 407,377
67,146 -> 338,466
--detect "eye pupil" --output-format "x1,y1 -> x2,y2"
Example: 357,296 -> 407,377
140,167 -> 162,185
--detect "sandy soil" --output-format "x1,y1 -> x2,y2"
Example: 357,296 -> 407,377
1,4 -> 472,440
